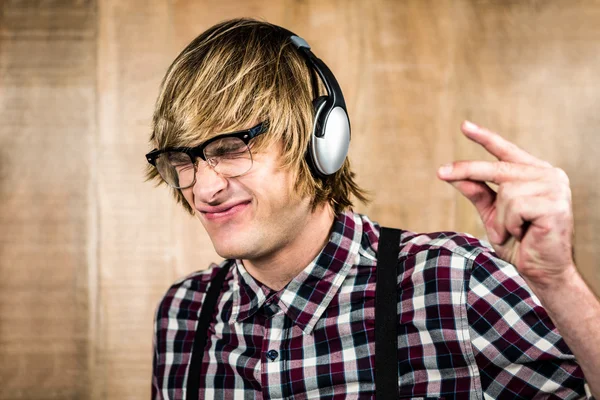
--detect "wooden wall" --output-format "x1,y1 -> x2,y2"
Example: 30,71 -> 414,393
1,1 -> 599,398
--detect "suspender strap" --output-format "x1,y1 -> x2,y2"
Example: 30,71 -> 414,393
375,227 -> 401,400
186,262 -> 232,400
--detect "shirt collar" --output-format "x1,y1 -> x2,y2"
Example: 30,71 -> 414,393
229,210 -> 363,335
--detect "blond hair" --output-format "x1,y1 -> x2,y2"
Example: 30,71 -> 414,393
147,18 -> 368,215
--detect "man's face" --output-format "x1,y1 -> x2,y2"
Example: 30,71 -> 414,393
181,138 -> 314,261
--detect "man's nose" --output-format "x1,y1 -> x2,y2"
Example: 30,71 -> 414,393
192,160 -> 227,202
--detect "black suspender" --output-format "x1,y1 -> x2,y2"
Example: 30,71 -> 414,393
185,262 -> 231,400
375,227 -> 401,399
186,226 -> 401,400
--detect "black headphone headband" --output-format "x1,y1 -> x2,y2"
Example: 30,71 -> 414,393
276,27 -> 347,111
288,36 -> 347,110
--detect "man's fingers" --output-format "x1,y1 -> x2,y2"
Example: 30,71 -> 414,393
502,198 -> 531,241
448,179 -> 496,221
438,160 -> 547,184
461,121 -> 552,168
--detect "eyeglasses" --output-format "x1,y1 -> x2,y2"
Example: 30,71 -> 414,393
145,122 -> 268,189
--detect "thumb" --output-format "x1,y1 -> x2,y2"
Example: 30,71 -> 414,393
447,179 -> 497,221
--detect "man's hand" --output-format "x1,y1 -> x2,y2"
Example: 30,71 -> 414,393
438,120 -> 600,397
437,120 -> 576,290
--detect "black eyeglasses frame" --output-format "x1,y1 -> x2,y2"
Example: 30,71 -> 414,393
145,122 -> 268,167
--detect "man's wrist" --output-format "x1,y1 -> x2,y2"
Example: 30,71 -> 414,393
522,264 -> 600,327
523,264 -> 583,304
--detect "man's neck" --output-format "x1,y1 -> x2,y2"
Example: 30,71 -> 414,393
242,204 -> 336,291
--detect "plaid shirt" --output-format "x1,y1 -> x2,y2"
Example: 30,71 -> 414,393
152,211 -> 591,399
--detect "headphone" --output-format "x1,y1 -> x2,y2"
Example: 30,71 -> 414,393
283,29 -> 351,177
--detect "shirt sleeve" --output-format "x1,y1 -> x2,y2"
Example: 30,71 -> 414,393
151,299 -> 164,400
465,248 -> 592,399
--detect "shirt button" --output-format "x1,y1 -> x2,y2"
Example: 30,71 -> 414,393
266,350 -> 279,361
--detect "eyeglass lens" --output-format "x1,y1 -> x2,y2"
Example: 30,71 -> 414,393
156,137 -> 253,189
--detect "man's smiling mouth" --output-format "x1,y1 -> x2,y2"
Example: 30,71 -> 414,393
200,201 -> 251,220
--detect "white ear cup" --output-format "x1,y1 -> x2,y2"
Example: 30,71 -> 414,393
311,106 -> 350,175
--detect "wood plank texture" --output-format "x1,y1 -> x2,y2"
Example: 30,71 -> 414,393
96,0 -> 175,398
0,1 -> 598,399
0,0 -> 96,399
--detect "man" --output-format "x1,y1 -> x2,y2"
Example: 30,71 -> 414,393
147,18 -> 599,399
